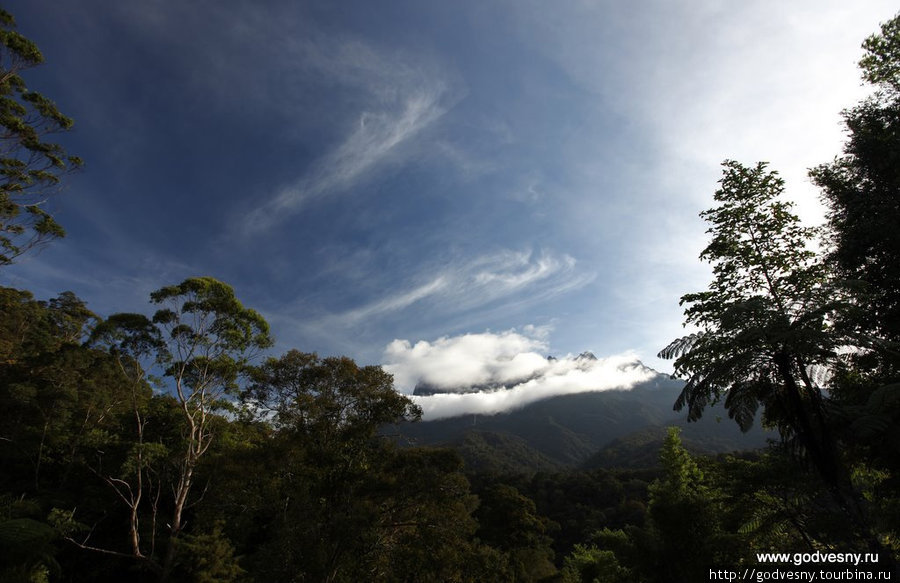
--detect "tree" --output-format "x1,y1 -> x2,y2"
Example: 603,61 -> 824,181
0,9 -> 82,267
240,350 -> 517,582
560,543 -> 632,583
659,161 -> 842,478
644,428 -> 724,582
245,349 -> 421,440
0,287 -> 109,494
54,278 -> 272,581
0,287 -> 145,581
655,161 -> 895,554
85,314 -> 164,565
474,483 -> 558,582
243,350 -> 430,582
810,11 -> 900,374
806,13 -> 900,555
148,277 -> 272,582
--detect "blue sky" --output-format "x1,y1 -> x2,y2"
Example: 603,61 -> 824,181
3,0 -> 896,405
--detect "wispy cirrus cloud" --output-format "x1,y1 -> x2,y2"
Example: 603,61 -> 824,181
243,91 -> 449,233
329,276 -> 449,326
240,36 -> 460,235
446,249 -> 594,315
318,248 -> 594,330
472,249 -> 568,292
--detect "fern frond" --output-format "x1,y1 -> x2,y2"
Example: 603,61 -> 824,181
724,381 -> 762,432
658,333 -> 703,360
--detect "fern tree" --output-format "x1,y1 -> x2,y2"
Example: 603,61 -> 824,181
661,162 -> 841,469
658,161 -> 873,544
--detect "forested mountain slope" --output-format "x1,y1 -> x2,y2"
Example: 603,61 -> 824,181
398,373 -> 771,473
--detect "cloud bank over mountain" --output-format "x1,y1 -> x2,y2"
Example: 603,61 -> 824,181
382,329 -> 659,420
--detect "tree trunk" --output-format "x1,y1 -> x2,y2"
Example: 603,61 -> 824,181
774,351 -> 897,572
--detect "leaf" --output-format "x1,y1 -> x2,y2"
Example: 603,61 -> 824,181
658,333 -> 702,360
0,518 -> 55,547
724,381 -> 763,432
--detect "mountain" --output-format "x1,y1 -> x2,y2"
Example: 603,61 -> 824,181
397,363 -> 772,473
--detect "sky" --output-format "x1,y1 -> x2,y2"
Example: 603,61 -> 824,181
3,0 -> 896,418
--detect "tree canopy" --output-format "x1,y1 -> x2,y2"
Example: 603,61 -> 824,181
811,11 -> 900,374
3,7 -> 900,582
0,9 -> 81,267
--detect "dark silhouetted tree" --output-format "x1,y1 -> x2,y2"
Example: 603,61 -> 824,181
0,9 -> 82,266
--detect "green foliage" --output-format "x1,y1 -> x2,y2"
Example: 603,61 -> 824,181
652,428 -> 704,495
661,161 -> 836,428
247,349 -> 420,437
644,428 -> 727,581
151,277 -> 273,399
176,522 -> 245,583
705,449 -> 857,553
475,483 -> 558,582
145,278 -> 273,580
535,470 -> 650,558
658,160 -> 858,503
806,13 -> 900,559
0,8 -> 82,266
560,544 -> 632,583
367,447 -> 498,583
238,350 -> 492,582
553,434 -> 745,583
811,12 -> 900,376
5,274 -> 894,580
0,517 -> 59,583
0,287 -> 132,497
859,12 -> 900,91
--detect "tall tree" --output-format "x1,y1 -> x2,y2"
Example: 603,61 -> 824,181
0,287 -> 106,493
810,11 -> 900,374
659,161 -> 841,476
474,483 -> 558,582
86,314 -> 165,565
56,278 -> 272,581
645,428 -> 724,582
808,13 -> 900,548
0,287 -> 136,581
149,277 -> 272,582
656,161 -> 885,550
244,350 -> 430,582
0,9 -> 82,266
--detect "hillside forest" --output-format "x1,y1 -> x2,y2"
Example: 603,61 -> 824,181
2,7 -> 900,583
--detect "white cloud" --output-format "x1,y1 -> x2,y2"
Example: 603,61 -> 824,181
444,248 -> 592,311
243,91 -> 448,234
333,276 -> 448,325
241,35 -> 459,234
384,328 -> 550,392
382,329 -> 657,420
321,248 -> 593,329
473,250 -> 569,290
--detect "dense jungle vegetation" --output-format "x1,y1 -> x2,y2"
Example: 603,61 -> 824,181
2,7 -> 900,583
